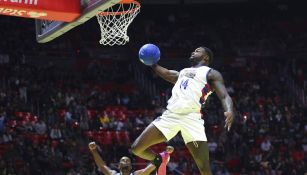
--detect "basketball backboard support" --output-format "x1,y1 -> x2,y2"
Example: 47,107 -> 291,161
36,0 -> 121,43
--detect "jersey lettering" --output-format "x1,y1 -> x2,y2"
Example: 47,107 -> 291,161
180,79 -> 189,90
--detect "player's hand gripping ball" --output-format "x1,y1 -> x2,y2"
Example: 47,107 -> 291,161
138,44 -> 160,66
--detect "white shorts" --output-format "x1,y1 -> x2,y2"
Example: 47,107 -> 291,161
152,110 -> 207,144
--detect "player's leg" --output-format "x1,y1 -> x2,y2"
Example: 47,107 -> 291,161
132,111 -> 180,168
180,113 -> 212,175
186,141 -> 212,175
131,123 -> 167,160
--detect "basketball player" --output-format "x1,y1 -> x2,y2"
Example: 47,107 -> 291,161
131,46 -> 234,175
89,142 -> 164,175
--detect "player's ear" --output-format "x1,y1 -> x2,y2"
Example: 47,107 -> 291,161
203,54 -> 209,63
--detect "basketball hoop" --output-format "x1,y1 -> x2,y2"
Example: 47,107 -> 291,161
96,0 -> 140,46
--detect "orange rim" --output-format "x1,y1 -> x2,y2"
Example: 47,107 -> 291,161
98,0 -> 140,16
120,0 -> 136,3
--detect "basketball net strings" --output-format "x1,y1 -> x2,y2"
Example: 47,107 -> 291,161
97,3 -> 140,46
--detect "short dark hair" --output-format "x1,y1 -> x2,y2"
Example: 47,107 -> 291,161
201,46 -> 214,64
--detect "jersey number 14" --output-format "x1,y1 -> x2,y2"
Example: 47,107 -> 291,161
180,79 -> 189,90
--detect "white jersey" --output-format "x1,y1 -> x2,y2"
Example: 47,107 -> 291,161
110,170 -> 134,175
166,66 -> 213,114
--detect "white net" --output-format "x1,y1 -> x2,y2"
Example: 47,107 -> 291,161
96,1 -> 140,46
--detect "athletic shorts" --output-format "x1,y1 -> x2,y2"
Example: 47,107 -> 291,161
152,110 -> 207,144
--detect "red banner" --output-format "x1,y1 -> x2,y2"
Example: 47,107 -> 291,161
0,0 -> 80,22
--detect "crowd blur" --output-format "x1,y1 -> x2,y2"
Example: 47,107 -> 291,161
0,2 -> 306,175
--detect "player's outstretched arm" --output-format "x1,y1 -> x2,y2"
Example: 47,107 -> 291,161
134,163 -> 156,175
88,142 -> 112,175
208,69 -> 234,131
151,64 -> 179,84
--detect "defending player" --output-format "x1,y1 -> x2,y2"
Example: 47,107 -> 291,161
88,142 -> 156,175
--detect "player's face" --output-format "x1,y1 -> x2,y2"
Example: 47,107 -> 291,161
189,47 -> 206,64
166,146 -> 174,154
119,157 -> 132,173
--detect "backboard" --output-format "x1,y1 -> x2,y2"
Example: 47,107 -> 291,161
36,0 -> 121,43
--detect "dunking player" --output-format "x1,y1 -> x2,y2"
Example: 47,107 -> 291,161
131,46 -> 234,175
88,142 -> 173,175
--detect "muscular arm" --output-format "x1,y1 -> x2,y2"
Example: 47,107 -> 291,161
89,143 -> 112,175
151,64 -> 179,84
208,69 -> 233,112
208,69 -> 234,130
134,164 -> 156,175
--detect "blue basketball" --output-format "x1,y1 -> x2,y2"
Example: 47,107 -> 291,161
138,44 -> 160,66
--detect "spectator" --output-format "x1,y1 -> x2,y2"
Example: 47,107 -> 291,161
208,140 -> 218,153
35,120 -> 47,135
50,125 -> 62,140
0,130 -> 12,144
261,137 -> 272,152
99,111 -> 110,128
